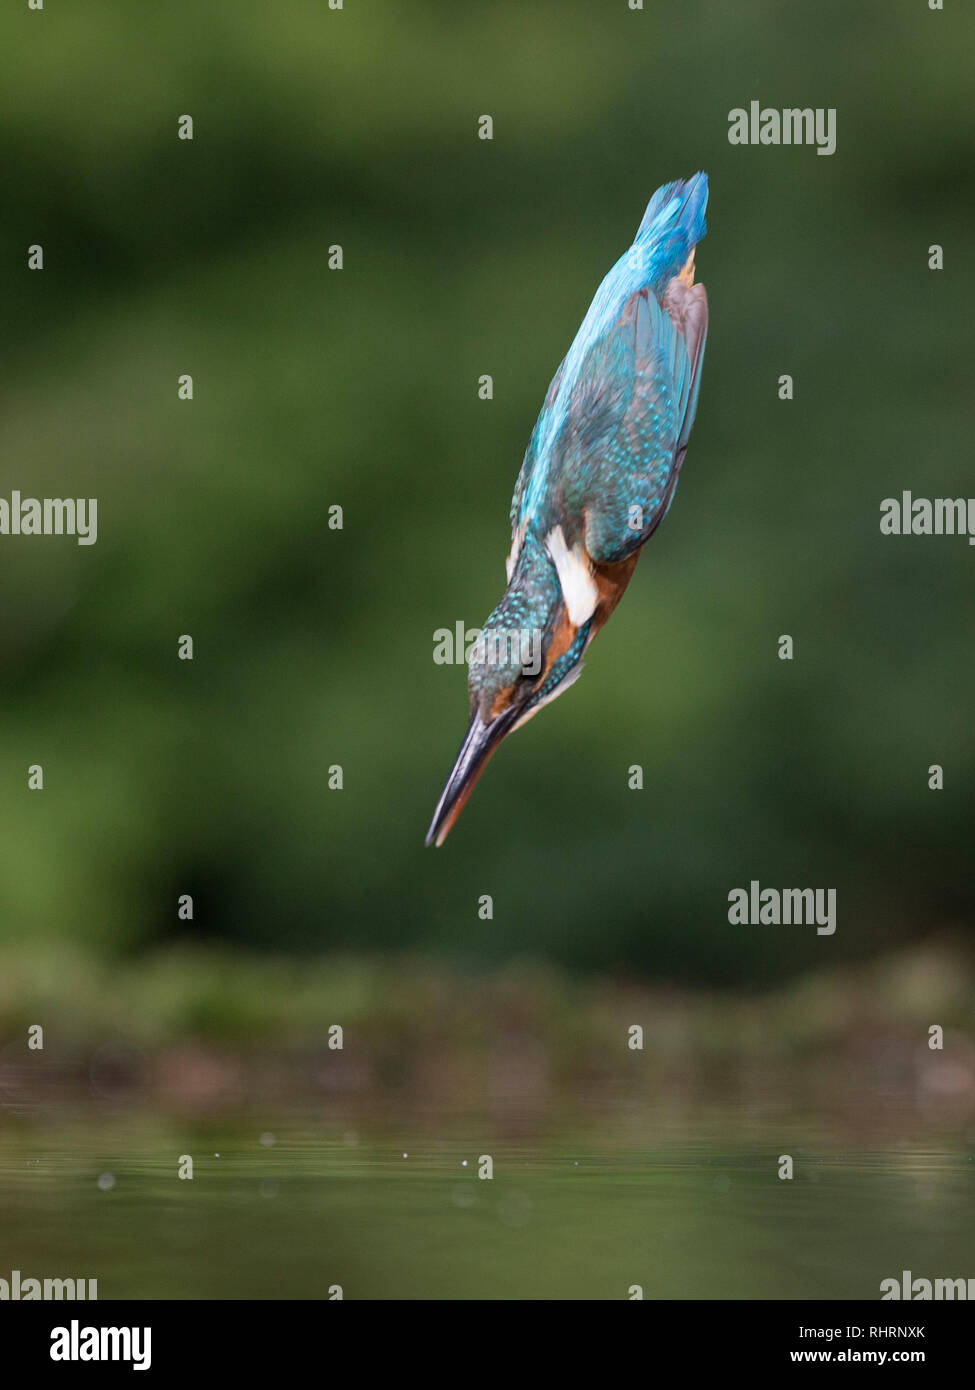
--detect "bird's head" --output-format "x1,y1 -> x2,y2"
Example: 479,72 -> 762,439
425,536 -> 590,846
467,612 -> 540,723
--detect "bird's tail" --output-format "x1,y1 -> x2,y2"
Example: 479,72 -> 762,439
634,171 -> 708,293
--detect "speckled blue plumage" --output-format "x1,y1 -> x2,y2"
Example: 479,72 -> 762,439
428,176 -> 710,844
473,173 -> 709,716
511,171 -> 708,564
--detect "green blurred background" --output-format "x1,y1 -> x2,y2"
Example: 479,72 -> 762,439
1,0 -> 973,993
2,0 -> 974,1304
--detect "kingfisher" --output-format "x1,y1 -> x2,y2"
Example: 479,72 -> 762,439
426,173 -> 709,847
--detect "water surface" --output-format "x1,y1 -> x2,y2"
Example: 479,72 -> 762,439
2,1101 -> 971,1299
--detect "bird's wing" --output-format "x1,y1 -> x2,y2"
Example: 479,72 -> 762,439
507,357 -> 566,577
550,282 -> 707,565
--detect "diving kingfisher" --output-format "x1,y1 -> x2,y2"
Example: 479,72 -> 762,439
426,173 -> 709,847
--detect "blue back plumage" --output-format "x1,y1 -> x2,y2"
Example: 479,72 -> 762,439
429,177 -> 711,846
633,171 -> 708,289
510,173 -> 709,568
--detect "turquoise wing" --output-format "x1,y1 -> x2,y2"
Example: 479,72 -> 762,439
509,356 -> 565,536
550,281 -> 707,565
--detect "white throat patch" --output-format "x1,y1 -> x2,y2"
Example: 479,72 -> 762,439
544,524 -> 598,626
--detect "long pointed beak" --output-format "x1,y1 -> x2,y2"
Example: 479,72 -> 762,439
425,706 -> 519,847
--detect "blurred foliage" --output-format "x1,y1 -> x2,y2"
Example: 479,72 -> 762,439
1,938 -> 972,1106
1,1 -> 973,982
